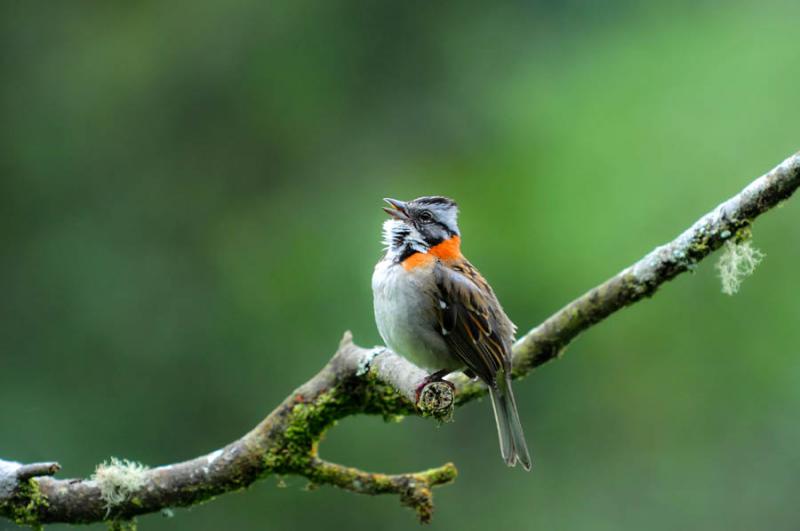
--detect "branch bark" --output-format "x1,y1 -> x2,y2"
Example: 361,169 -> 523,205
2,152 -> 798,527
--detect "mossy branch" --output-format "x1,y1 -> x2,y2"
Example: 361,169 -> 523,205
307,458 -> 457,523
1,152 -> 798,527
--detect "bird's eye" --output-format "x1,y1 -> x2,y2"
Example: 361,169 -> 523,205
418,210 -> 434,223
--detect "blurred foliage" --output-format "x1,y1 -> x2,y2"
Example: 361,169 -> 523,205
1,1 -> 799,530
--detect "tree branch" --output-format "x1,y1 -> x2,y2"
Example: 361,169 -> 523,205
2,152 -> 798,527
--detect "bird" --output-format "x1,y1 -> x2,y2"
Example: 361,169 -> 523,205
372,196 -> 531,470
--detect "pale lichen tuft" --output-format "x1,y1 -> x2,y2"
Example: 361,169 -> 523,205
715,240 -> 765,295
92,458 -> 149,510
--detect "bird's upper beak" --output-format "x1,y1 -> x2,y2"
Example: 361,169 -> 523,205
383,198 -> 409,221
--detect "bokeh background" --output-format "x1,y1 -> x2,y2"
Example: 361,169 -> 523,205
2,1 -> 800,530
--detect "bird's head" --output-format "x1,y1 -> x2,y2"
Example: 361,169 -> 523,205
381,196 -> 460,262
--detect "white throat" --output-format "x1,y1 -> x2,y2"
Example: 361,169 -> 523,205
381,219 -> 428,262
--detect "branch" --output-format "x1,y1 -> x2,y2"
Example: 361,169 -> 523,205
509,150 -> 800,374
2,152 -> 798,527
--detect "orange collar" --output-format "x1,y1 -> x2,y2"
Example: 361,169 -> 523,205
429,235 -> 462,261
401,235 -> 462,270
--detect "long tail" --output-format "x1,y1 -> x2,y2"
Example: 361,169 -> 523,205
488,369 -> 532,471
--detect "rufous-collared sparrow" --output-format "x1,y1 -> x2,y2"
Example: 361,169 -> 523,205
372,196 -> 531,470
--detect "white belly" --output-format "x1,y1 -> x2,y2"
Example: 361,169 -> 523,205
372,259 -> 462,372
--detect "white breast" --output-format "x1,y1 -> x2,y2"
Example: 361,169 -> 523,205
371,258 -> 462,372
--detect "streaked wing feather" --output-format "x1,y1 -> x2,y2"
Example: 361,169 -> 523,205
434,260 -> 515,384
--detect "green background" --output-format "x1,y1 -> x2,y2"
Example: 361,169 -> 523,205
2,1 -> 799,529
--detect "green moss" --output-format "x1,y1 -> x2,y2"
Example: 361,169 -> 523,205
263,390 -> 344,475
688,239 -> 710,255
264,376 -> 422,476
0,478 -> 48,529
108,519 -> 137,531
733,225 -> 753,243
362,373 -> 417,419
417,462 -> 458,486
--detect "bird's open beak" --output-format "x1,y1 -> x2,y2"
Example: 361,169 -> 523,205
383,198 -> 409,221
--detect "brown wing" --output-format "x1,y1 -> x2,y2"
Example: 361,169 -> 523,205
433,259 -> 517,385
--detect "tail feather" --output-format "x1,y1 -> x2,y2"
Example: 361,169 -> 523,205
488,370 -> 532,471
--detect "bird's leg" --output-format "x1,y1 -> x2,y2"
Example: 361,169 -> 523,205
415,369 -> 455,404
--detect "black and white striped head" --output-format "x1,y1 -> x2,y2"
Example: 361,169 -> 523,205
381,196 -> 459,261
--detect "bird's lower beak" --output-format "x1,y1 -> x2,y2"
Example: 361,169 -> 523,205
383,198 -> 409,221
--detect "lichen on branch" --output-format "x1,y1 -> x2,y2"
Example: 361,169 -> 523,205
92,459 -> 150,511
716,238 -> 765,295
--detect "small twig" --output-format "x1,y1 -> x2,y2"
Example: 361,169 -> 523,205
16,463 -> 61,481
307,458 -> 457,523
